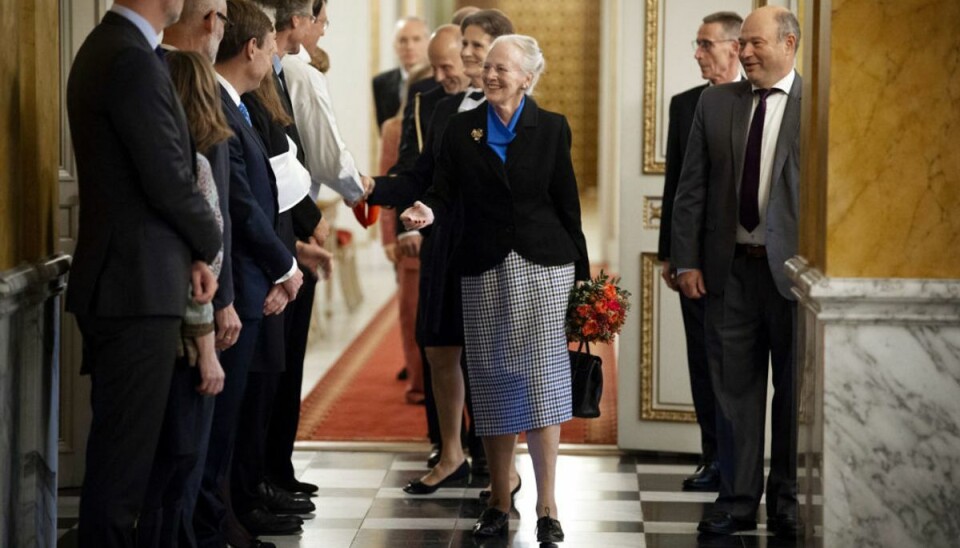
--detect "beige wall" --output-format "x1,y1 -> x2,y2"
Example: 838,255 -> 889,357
0,0 -> 59,270
804,0 -> 960,278
456,0 -> 600,190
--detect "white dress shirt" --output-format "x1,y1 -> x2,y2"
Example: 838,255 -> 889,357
281,50 -> 365,205
458,86 -> 486,112
737,69 -> 796,246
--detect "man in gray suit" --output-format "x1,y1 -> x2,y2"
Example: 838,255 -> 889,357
671,5 -> 802,538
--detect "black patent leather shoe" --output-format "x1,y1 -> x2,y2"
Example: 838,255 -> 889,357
271,476 -> 319,496
479,476 -> 522,501
697,510 -> 757,535
426,444 -> 442,468
237,508 -> 302,536
257,482 -> 316,514
403,460 -> 469,494
472,507 -> 509,537
768,513 -> 803,538
682,461 -> 720,491
536,515 -> 565,543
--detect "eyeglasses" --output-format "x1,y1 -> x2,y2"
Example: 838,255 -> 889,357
691,39 -> 736,52
298,12 -> 317,23
206,10 -> 232,29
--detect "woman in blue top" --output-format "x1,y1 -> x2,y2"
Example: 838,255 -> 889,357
402,34 -> 589,544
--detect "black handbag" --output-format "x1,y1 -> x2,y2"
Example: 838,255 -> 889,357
569,341 -> 603,419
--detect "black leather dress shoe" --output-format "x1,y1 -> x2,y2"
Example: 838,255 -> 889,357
472,507 -> 509,537
426,444 -> 442,468
257,482 -> 316,514
237,508 -> 302,536
271,476 -> 319,495
697,511 -> 757,535
683,461 -> 720,491
768,513 -> 803,538
536,515 -> 565,543
479,477 -> 522,501
403,460 -> 469,494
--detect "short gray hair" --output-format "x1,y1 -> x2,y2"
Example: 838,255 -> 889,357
702,11 -> 742,39
776,9 -> 801,46
489,34 -> 545,96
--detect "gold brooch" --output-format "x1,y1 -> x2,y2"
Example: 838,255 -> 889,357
471,128 -> 483,143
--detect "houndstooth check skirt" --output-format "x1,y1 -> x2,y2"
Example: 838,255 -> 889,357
461,251 -> 575,436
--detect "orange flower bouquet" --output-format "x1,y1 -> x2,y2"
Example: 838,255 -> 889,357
565,271 -> 631,344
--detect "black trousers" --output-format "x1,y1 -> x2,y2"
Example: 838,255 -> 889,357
193,317 -> 261,547
138,360 -> 214,548
76,316 -> 180,548
264,273 -> 315,484
678,292 -> 718,463
232,371 -> 281,514
705,255 -> 798,520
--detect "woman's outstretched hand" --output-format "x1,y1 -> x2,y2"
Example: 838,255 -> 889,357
400,201 -> 435,230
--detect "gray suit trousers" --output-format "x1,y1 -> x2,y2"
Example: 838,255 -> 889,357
704,253 -> 798,520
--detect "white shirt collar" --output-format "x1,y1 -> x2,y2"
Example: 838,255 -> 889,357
110,4 -> 160,50
707,72 -> 742,87
216,73 -> 242,107
752,69 -> 795,94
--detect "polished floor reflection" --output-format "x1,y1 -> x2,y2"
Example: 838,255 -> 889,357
57,447 -> 820,547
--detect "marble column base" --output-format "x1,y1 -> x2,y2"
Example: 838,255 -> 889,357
788,257 -> 960,547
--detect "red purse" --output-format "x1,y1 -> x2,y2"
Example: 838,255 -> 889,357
352,201 -> 380,228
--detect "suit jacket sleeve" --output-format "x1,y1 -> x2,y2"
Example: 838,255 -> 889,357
206,142 -> 235,311
290,196 -> 322,241
671,98 -> 709,271
107,47 -> 221,262
393,93 -> 421,175
226,133 -> 295,281
659,94 -> 684,261
548,117 -> 590,281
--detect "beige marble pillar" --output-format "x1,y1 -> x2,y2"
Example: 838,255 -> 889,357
794,1 -> 960,545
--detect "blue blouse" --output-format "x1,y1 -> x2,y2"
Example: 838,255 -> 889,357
485,96 -> 526,163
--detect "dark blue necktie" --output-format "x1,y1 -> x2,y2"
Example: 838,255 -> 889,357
237,101 -> 252,127
739,88 -> 774,232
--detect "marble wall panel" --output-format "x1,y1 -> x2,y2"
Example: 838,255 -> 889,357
823,323 -> 960,546
789,259 -> 960,546
825,0 -> 960,279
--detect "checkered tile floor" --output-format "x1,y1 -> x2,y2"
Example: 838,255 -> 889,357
57,447 -> 820,547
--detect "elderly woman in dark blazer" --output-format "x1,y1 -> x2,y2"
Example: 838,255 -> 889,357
402,34 -> 589,544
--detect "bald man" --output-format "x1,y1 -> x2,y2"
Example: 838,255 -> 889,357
672,6 -> 803,538
372,16 -> 430,130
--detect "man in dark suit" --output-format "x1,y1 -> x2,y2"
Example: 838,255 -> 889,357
372,16 -> 430,130
65,0 -> 222,545
137,2 -> 240,546
672,6 -> 802,538
658,11 -> 743,492
194,1 -> 305,544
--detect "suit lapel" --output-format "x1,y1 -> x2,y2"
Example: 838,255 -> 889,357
730,82 -> 753,190
770,74 -> 802,186
221,87 -> 270,160
505,97 -> 538,173
467,105 -> 511,188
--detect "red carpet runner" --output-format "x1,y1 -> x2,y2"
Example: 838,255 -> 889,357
298,294 -> 618,444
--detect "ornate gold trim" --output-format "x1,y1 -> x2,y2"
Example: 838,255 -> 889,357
643,195 -> 662,230
641,0 -> 664,174
640,253 -> 697,422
